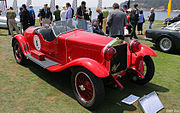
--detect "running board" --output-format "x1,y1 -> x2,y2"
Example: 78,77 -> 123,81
25,54 -> 60,68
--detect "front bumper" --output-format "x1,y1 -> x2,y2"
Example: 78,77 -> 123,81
144,37 -> 154,42
144,37 -> 152,40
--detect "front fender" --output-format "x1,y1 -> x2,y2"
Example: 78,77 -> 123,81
128,45 -> 157,78
137,45 -> 157,57
12,34 -> 30,55
46,58 -> 109,78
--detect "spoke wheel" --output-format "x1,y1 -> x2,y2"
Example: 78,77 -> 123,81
14,43 -> 22,62
131,56 -> 155,85
71,67 -> 104,109
13,40 -> 26,64
75,72 -> 95,102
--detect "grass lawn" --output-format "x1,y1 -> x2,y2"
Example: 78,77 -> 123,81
0,20 -> 180,113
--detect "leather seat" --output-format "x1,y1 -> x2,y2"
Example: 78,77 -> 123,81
39,28 -> 55,42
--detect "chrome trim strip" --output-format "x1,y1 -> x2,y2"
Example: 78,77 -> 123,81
24,41 -> 28,52
65,33 -> 76,63
21,42 -> 25,54
27,42 -> 31,51
25,53 -> 60,68
103,39 -> 117,55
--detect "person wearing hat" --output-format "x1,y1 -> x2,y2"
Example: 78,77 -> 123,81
28,5 -> 35,26
60,6 -> 67,21
121,4 -> 128,12
6,7 -> 20,36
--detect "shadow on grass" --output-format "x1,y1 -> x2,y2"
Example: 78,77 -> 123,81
24,60 -> 169,113
0,33 -> 9,36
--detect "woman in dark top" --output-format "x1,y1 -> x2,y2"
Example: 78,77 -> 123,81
137,10 -> 145,35
96,8 -> 104,29
148,8 -> 155,29
76,1 -> 89,20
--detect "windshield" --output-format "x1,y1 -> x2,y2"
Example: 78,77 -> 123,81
52,19 -> 92,37
165,21 -> 180,30
166,22 -> 176,28
175,23 -> 180,30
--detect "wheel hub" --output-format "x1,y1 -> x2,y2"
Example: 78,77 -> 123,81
162,40 -> 170,48
79,85 -> 86,91
160,38 -> 172,51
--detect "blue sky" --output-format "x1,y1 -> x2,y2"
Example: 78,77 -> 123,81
7,0 -> 126,7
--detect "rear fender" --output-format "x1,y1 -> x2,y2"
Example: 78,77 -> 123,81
46,58 -> 109,78
12,34 -> 30,55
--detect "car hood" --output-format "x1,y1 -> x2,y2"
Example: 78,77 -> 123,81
64,30 -> 114,47
0,16 -> 20,23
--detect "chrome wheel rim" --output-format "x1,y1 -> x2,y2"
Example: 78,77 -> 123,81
160,38 -> 172,51
13,43 -> 22,62
75,72 -> 95,103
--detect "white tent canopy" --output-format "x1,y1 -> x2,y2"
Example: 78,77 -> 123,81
0,0 -> 7,16
13,0 -> 18,15
26,0 -> 32,9
97,0 -> 102,10
50,0 -> 55,13
72,0 -> 77,15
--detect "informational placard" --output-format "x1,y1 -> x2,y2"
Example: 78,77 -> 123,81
138,91 -> 164,113
121,94 -> 140,105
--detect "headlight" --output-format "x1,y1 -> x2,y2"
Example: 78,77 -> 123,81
104,46 -> 117,61
129,40 -> 142,53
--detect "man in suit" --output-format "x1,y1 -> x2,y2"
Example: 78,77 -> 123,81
107,3 -> 127,40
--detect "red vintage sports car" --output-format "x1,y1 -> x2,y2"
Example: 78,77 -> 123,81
12,19 -> 157,109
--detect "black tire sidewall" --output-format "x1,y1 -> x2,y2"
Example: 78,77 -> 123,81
157,37 -> 174,52
13,40 -> 26,64
71,67 -> 105,109
132,56 -> 155,85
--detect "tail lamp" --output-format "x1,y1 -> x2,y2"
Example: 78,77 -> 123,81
104,47 -> 117,61
129,40 -> 142,53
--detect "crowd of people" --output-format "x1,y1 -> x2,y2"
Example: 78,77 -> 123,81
6,1 -> 155,41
